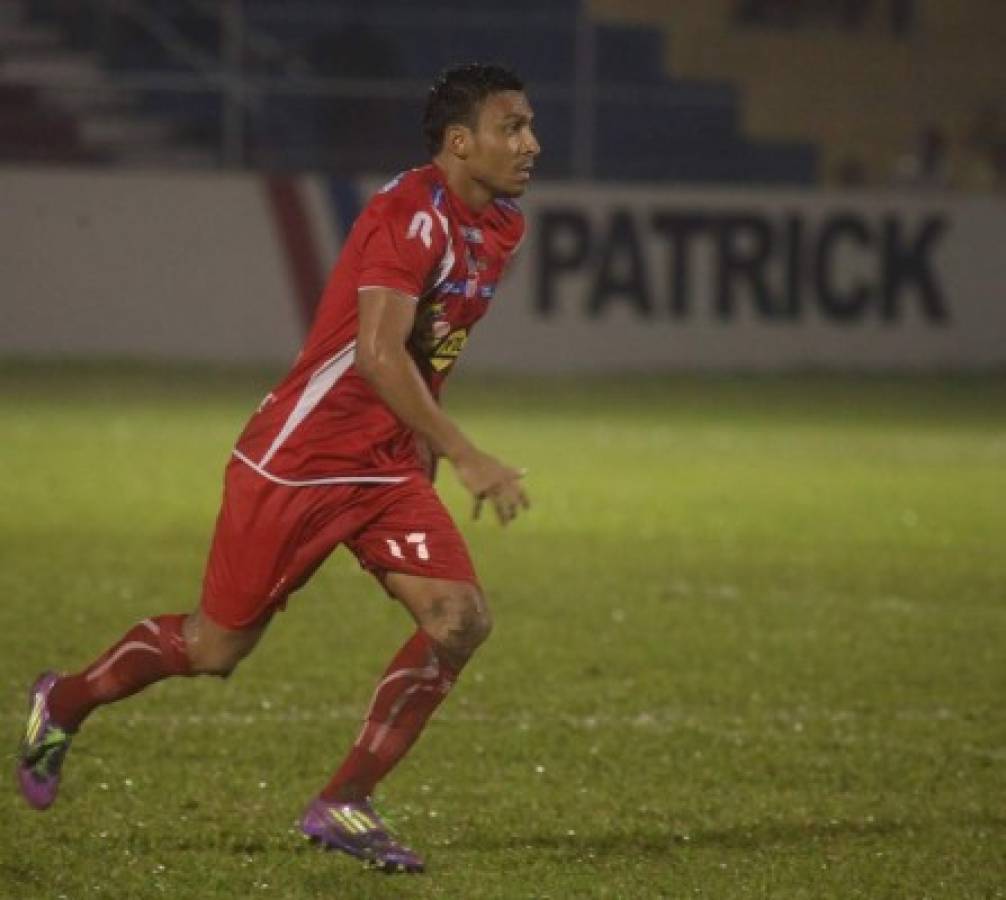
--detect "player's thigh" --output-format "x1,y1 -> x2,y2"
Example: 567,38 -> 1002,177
345,479 -> 489,653
200,460 -> 359,631
345,478 -> 479,586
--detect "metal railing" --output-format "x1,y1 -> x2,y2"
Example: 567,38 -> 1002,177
9,0 -> 606,175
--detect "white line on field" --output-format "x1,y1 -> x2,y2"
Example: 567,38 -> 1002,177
1,706 -> 1002,760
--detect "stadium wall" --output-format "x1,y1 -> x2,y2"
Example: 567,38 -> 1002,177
3,168 -> 1004,371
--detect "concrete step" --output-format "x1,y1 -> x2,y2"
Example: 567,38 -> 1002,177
0,3 -> 22,27
43,84 -> 135,116
110,144 -> 219,167
0,23 -> 64,53
79,112 -> 176,146
0,16 -> 220,170
0,52 -> 106,88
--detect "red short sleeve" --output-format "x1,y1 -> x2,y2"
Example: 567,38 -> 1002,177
357,200 -> 445,299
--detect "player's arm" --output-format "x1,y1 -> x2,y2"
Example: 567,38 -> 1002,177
356,288 -> 529,524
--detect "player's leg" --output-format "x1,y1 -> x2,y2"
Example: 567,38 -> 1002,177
300,480 -> 486,872
46,607 -> 265,728
183,607 -> 270,676
319,574 -> 490,805
16,608 -> 270,810
50,608 -> 267,721
301,575 -> 488,873
17,460 -> 292,810
51,608 -> 266,723
389,572 -> 493,669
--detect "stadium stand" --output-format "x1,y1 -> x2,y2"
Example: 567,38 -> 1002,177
594,0 -> 1006,189
0,0 -> 218,165
0,6 -> 99,163
1,0 -> 818,184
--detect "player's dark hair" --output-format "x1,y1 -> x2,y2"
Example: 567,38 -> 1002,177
423,63 -> 525,156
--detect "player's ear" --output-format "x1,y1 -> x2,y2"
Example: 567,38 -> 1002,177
445,123 -> 472,160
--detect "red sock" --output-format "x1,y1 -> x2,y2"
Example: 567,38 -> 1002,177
48,614 -> 192,731
320,630 -> 461,803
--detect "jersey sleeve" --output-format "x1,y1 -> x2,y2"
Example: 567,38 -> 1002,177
357,198 -> 445,300
509,214 -> 527,258
495,202 -> 527,280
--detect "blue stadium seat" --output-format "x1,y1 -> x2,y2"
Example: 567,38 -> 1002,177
595,24 -> 666,84
596,139 -> 818,185
18,0 -> 818,183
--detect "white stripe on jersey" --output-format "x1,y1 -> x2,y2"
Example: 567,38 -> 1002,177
258,341 -> 357,468
430,205 -> 455,292
232,449 -> 407,486
359,285 -> 419,301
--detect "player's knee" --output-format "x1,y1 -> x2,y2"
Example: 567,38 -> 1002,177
187,631 -> 253,679
426,584 -> 493,660
189,644 -> 245,678
182,607 -> 266,678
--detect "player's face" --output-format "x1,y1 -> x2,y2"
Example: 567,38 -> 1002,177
467,91 -> 540,198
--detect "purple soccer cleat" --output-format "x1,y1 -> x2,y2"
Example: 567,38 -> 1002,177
300,796 -> 425,874
16,671 -> 74,811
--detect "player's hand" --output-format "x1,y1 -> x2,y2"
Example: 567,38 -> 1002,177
450,447 -> 530,526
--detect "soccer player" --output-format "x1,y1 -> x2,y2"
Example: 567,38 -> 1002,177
17,63 -> 540,874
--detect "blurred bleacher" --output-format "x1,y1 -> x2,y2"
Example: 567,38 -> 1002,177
593,0 -> 1006,190
0,0 -> 818,184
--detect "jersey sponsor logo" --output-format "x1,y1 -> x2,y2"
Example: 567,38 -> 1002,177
464,249 -> 482,298
437,280 -> 466,296
415,301 -> 452,348
430,328 -> 469,372
407,211 -> 434,249
433,279 -> 495,301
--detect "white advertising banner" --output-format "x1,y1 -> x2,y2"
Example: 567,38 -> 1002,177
0,168 -> 306,364
472,183 -> 1006,371
2,168 -> 1004,371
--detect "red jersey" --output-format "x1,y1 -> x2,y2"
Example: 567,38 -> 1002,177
233,165 -> 525,485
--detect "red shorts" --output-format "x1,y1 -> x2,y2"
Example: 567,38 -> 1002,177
200,458 -> 477,630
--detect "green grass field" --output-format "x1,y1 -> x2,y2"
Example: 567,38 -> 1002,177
1,363 -> 1004,899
